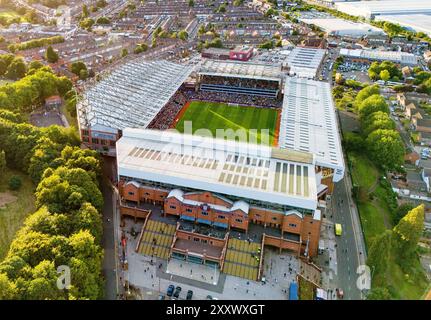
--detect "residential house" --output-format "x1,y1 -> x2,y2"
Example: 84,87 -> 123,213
412,118 -> 431,133
406,171 -> 428,194
397,93 -> 408,109
405,102 -> 417,119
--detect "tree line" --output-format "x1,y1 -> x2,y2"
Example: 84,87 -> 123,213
0,110 -> 105,300
8,36 -> 65,53
343,84 -> 405,171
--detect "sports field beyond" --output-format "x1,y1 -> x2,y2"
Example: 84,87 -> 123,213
174,101 -> 279,145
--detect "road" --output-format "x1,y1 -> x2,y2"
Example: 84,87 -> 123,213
331,171 -> 366,300
101,156 -> 120,300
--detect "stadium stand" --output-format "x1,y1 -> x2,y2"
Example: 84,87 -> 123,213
223,238 -> 261,281
137,220 -> 176,259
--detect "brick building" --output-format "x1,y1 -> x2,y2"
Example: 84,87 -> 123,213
117,129 -> 327,261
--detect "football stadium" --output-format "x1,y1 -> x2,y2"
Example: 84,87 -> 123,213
173,101 -> 280,146
77,57 -> 344,282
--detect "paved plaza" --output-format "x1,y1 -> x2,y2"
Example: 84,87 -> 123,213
121,217 -> 301,300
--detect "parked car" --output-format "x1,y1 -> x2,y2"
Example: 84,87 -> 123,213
158,294 -> 165,300
167,284 -> 175,297
173,286 -> 182,298
186,290 -> 193,300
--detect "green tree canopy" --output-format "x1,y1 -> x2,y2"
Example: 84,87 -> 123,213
366,129 -> 405,170
362,111 -> 395,136
358,94 -> 389,120
393,204 -> 425,259
45,46 -> 59,63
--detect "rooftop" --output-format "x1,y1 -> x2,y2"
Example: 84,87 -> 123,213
117,128 -> 318,211
285,47 -> 326,78
299,18 -> 385,37
339,48 -> 418,65
279,77 -> 344,182
198,59 -> 282,82
77,60 -> 194,131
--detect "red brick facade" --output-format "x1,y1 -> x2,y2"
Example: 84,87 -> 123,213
119,179 -> 321,257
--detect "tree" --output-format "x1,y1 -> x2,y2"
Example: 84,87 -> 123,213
5,57 -> 27,80
82,4 -> 89,18
96,16 -> 110,25
366,129 -> 405,170
70,61 -> 87,77
27,60 -> 45,75
35,167 -> 103,213
380,69 -> 390,82
178,30 -> 188,41
393,204 -> 424,259
394,203 -> 415,225
354,85 -> 380,109
362,111 -> 395,136
0,273 -> 16,300
358,94 -> 389,120
0,150 -> 6,177
45,46 -> 59,63
335,73 -> 344,85
8,176 -> 22,190
367,230 -> 392,277
367,287 -> 391,300
188,0 -> 194,7
79,69 -> 89,80
120,48 -> 128,58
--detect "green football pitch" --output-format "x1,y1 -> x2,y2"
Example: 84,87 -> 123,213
175,101 -> 279,145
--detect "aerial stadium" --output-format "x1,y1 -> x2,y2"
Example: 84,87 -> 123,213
77,56 -> 344,281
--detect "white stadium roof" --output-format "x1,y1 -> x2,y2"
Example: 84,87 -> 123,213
198,59 -> 283,82
279,77 -> 344,182
77,60 -> 194,131
117,128 -> 318,211
339,48 -> 418,66
284,47 -> 326,79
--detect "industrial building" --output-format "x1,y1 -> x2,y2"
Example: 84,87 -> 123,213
339,48 -> 419,66
284,47 -> 326,79
335,0 -> 431,19
299,17 -> 386,39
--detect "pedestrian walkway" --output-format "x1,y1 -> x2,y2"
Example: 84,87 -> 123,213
166,259 -> 220,285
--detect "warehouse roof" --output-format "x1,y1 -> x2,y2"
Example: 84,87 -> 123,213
339,48 -> 418,65
77,60 -> 194,131
116,128 -> 318,210
279,77 -> 344,182
285,47 -> 326,79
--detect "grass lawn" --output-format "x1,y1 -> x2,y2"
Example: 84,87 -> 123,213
175,101 -> 279,145
347,151 -> 429,299
350,152 -> 379,190
0,169 -> 36,260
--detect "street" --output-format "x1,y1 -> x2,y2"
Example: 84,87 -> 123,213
101,156 -> 120,300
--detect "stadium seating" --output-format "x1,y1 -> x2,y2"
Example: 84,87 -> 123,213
223,238 -> 261,281
137,220 -> 176,260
